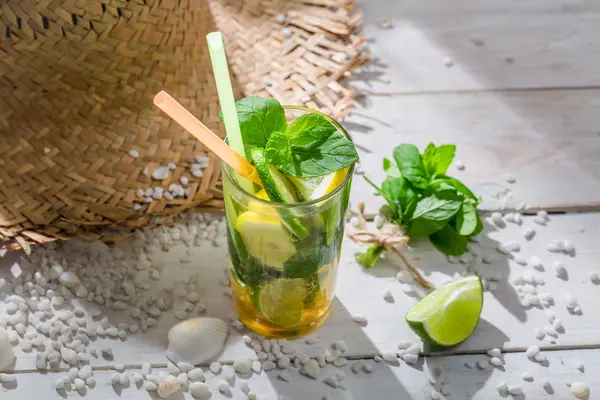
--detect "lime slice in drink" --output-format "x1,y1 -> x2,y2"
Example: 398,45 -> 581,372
250,148 -> 308,239
258,278 -> 305,327
406,276 -> 483,347
250,147 -> 298,204
288,168 -> 348,201
235,211 -> 296,270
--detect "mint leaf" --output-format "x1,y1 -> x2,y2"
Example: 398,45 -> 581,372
435,175 -> 478,201
455,201 -> 478,236
265,131 -> 293,171
429,225 -> 468,256
408,192 -> 462,237
381,177 -> 418,221
423,143 -> 456,176
383,158 -> 400,177
279,132 -> 359,177
393,144 -> 429,189
233,97 -> 287,147
287,113 -> 336,151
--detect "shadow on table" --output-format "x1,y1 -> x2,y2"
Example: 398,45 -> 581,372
264,298 -> 421,400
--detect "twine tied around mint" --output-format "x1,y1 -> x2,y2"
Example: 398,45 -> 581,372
348,222 -> 434,289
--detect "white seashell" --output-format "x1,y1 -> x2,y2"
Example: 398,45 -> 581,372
157,375 -> 181,399
166,318 -> 228,365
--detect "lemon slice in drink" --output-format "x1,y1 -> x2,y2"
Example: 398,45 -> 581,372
406,276 -> 483,347
258,278 -> 305,327
288,168 -> 348,201
235,211 -> 296,270
247,189 -> 278,217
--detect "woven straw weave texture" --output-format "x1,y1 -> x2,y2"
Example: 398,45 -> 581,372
0,0 -> 367,250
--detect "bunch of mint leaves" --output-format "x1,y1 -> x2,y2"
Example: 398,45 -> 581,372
361,143 -> 482,267
226,96 -> 358,177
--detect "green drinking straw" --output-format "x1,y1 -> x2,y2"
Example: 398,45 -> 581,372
207,32 -> 254,192
206,32 -> 245,159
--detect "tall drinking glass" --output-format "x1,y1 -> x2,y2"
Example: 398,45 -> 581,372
222,106 -> 354,338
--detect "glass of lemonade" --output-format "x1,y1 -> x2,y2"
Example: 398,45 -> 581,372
222,106 -> 355,338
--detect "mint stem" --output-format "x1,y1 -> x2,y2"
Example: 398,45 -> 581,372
356,245 -> 385,269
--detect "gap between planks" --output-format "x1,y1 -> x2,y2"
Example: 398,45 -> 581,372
354,85 -> 600,98
5,344 -> 600,375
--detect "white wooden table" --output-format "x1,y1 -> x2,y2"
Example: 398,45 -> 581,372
2,0 -> 600,398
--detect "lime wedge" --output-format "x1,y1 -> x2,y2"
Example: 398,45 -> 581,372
406,276 -> 483,347
235,211 -> 296,270
288,168 -> 348,201
258,278 -> 305,327
250,148 -> 308,239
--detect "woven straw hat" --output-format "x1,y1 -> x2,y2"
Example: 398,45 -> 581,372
0,0 -> 367,250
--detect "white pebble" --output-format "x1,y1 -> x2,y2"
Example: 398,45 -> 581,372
496,381 -> 508,394
486,348 -> 501,358
152,166 -> 170,180
278,371 -> 292,382
233,357 -> 252,374
509,385 -> 523,395
477,359 -> 490,369
564,294 -> 578,308
563,240 -> 574,254
490,212 -> 504,226
263,360 -> 276,371
145,381 -> 158,391
396,271 -> 414,284
534,353 -> 547,362
555,261 -> 567,278
526,345 -> 540,358
383,290 -> 394,303
301,359 -> 320,379
534,328 -> 545,340
490,357 -> 504,366
190,382 -> 211,397
352,314 -> 368,325
217,380 -> 231,395
522,372 -> 534,381
570,381 -> 589,399
128,150 -> 140,158
523,228 -> 536,240
54,377 -> 66,390
74,378 -> 85,390
589,271 -> 600,283
403,354 -> 419,365
79,365 -> 92,380
528,256 -> 543,270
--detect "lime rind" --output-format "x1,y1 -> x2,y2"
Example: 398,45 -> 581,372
250,148 -> 309,239
406,276 -> 483,347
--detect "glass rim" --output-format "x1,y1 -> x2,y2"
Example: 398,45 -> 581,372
222,105 -> 355,209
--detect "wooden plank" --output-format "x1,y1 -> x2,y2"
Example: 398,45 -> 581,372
345,90 -> 600,211
353,0 -> 600,94
0,349 -> 598,399
2,213 -> 600,372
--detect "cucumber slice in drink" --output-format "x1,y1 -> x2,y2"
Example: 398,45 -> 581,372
250,147 -> 309,239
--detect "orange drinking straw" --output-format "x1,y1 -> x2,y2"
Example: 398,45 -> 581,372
153,91 -> 261,185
